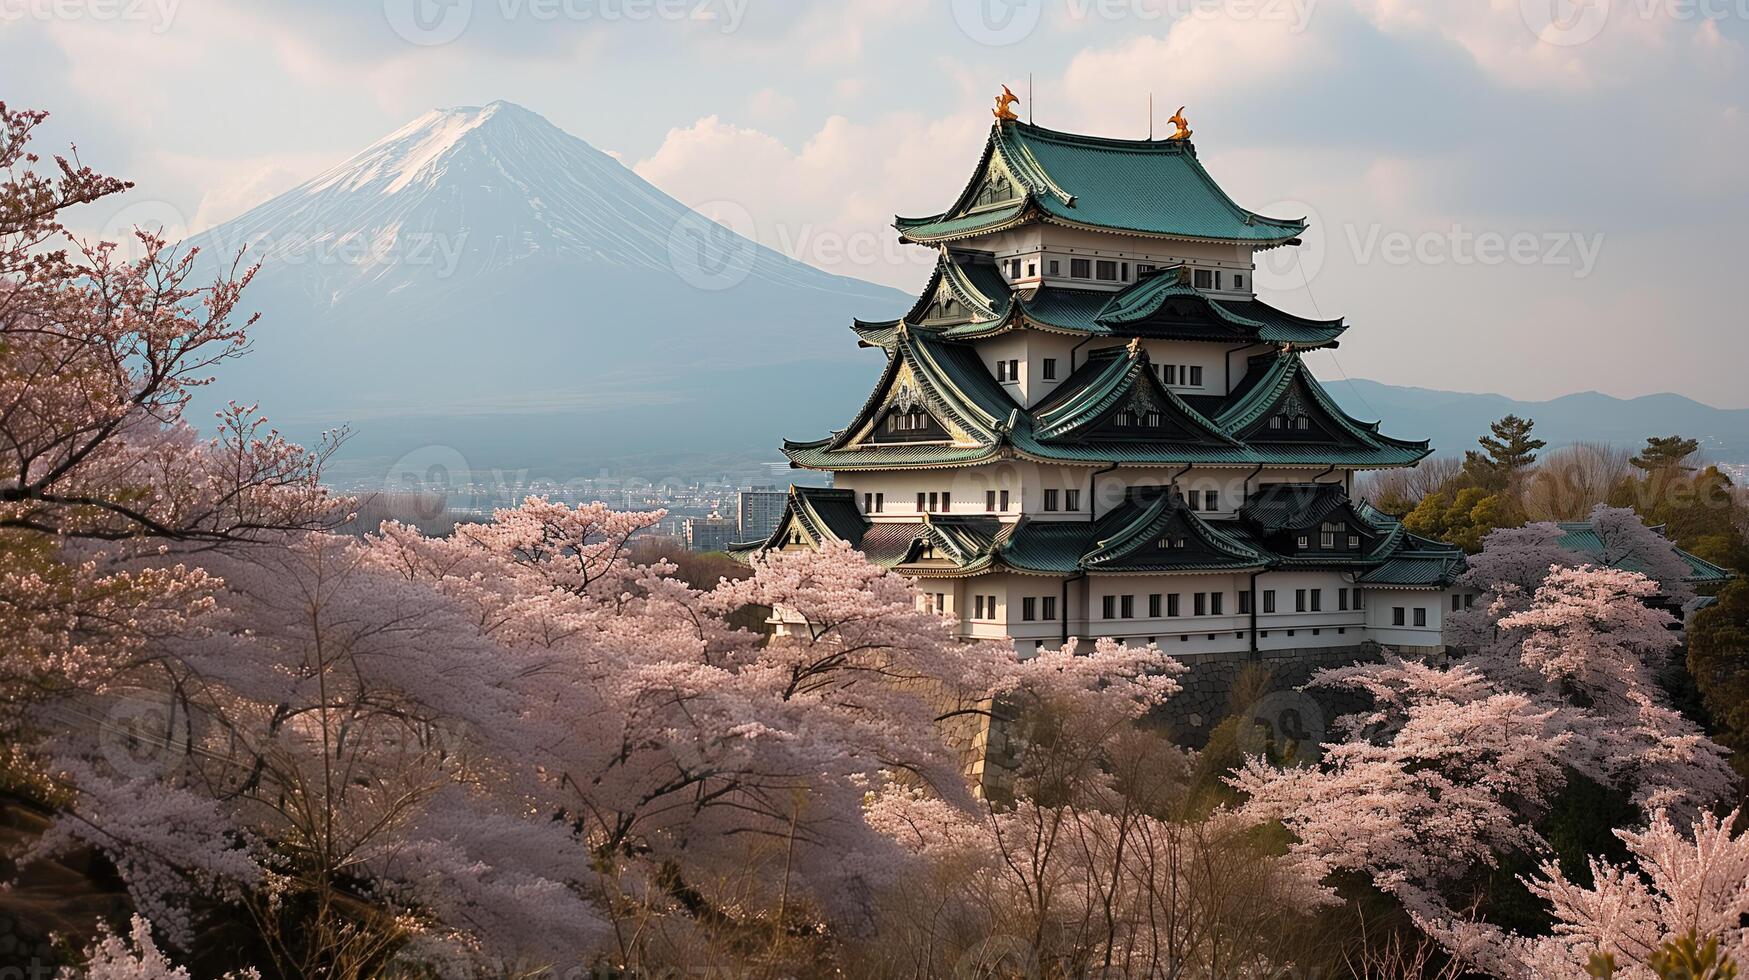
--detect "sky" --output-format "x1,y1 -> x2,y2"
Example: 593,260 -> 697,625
3,0 -> 1747,407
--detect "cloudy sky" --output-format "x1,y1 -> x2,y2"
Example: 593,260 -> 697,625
4,0 -> 1746,406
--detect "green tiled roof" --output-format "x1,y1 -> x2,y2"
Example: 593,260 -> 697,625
896,122 -> 1307,246
1555,522 -> 1734,585
783,332 -> 1429,472
744,481 -> 1461,584
856,253 -> 1345,350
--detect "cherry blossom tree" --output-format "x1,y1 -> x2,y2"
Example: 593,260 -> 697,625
1234,521 -> 1736,968
0,103 -> 339,707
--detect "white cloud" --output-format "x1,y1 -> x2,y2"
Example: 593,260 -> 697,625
634,106 -> 988,289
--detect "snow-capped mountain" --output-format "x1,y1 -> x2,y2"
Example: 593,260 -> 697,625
188,101 -> 907,481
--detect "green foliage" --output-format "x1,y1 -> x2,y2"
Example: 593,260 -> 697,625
1611,465 -> 1749,574
1464,414 -> 1547,490
1687,579 -> 1749,778
1583,931 -> 1741,979
1648,931 -> 1739,980
1588,949 -> 1621,978
1403,486 -> 1511,553
1633,435 -> 1702,473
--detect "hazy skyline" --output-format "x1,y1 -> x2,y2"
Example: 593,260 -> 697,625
4,0 -> 1746,407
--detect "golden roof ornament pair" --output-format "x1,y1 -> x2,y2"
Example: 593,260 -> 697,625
992,86 -> 1191,141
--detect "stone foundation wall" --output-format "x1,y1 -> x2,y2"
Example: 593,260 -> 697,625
1158,642 -> 1400,749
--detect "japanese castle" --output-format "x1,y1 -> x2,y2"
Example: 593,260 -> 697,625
733,104 -> 1602,656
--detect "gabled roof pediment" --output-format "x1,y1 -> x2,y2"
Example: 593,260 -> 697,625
1082,488 -> 1267,572
1032,343 -> 1235,445
1217,352 -> 1430,456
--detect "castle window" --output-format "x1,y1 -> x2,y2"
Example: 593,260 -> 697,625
1102,595 -> 1115,619
1193,268 -> 1213,289
1414,608 -> 1428,627
864,492 -> 872,512
1239,590 -> 1253,614
875,493 -> 884,513
1263,590 -> 1277,613
1064,489 -> 1080,510
1071,258 -> 1091,278
927,492 -> 938,511
1348,535 -> 1360,549
1295,589 -> 1307,612
1269,416 -> 1285,430
986,490 -> 996,512
1096,260 -> 1118,281
1206,490 -> 1220,511
1008,359 -> 1019,382
1121,262 -> 1130,280
1120,595 -> 1135,618
1023,597 -> 1037,621
1311,589 -> 1322,612
1027,261 -> 1037,277
1049,259 -> 1060,276
1043,358 -> 1057,380
1214,271 -> 1224,290
1297,535 -> 1309,549
1164,364 -> 1177,385
1188,366 -> 1203,386
1149,594 -> 1162,617
917,492 -> 926,512
1211,592 -> 1224,615
1187,490 -> 1201,511
1115,410 -> 1133,427
1234,273 -> 1246,290
1194,593 -> 1207,616
1001,490 -> 1010,510
996,360 -> 1007,382
1044,489 -> 1059,511
1168,593 -> 1181,616
1340,589 -> 1350,611
1393,607 -> 1406,626
1042,596 -> 1057,620
941,492 -> 951,511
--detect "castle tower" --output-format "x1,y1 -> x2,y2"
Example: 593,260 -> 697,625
735,110 -> 1470,660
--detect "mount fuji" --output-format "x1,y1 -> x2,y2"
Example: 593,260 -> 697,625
187,101 -> 908,484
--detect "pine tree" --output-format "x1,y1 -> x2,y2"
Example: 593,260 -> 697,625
1464,414 -> 1546,488
1631,435 -> 1701,472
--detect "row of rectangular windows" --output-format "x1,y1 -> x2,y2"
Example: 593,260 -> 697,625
1027,625 -> 1349,651
998,358 -> 1201,388
1006,257 -> 1247,292
861,489 -> 1084,514
965,593 -> 1472,627
1101,587 -> 1370,619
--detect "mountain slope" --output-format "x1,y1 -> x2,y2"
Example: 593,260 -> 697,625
1326,378 -> 1749,466
187,101 -> 908,482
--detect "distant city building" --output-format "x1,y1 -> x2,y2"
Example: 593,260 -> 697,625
685,515 -> 738,553
737,486 -> 786,541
